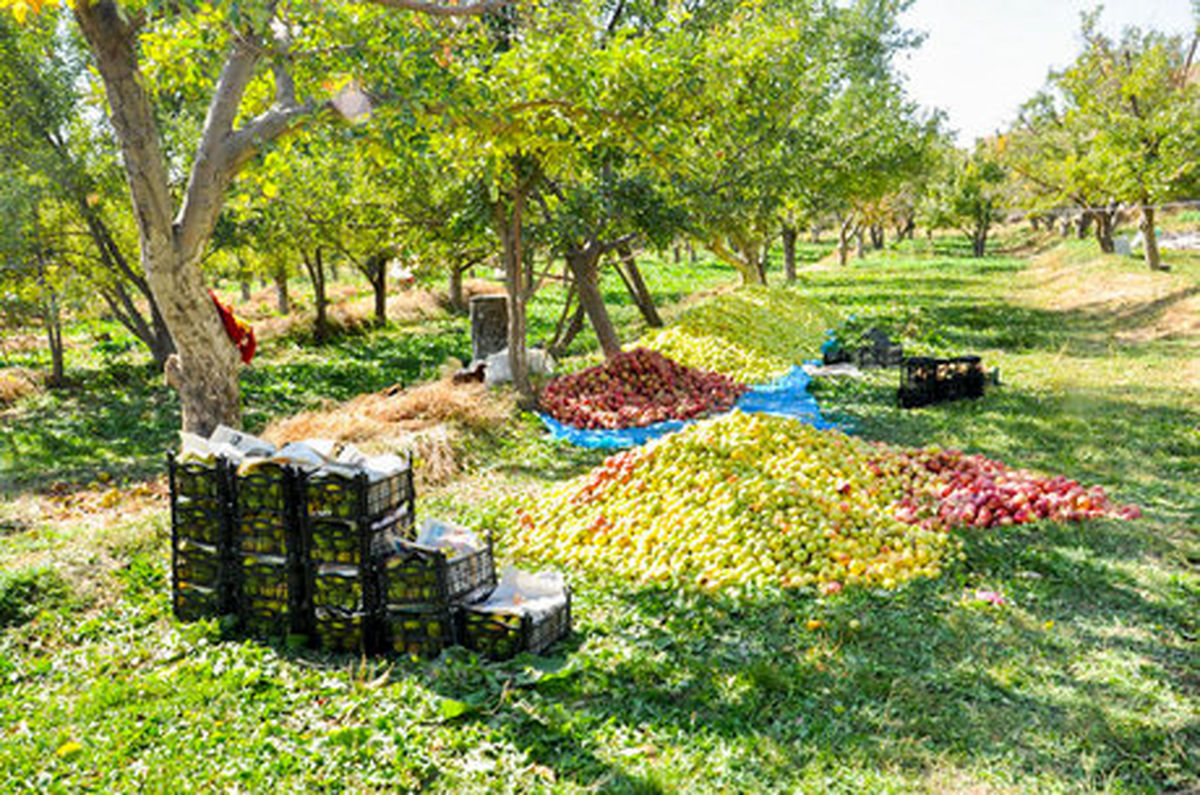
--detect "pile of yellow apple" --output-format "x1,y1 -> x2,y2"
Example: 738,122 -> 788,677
507,412 -> 1140,592
641,287 -> 839,384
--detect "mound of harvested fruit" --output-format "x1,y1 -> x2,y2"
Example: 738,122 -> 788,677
540,348 -> 747,430
507,412 -> 1140,592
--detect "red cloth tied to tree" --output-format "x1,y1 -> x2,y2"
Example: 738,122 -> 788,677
209,290 -> 257,364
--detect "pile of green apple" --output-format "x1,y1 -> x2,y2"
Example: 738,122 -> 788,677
641,287 -> 839,384
507,412 -> 1140,592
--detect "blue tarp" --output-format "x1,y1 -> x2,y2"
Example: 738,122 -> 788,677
537,365 -> 841,449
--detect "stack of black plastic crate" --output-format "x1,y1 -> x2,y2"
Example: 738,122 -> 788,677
232,463 -> 306,638
379,535 -> 497,657
168,455 -> 235,621
169,452 -> 571,658
300,467 -> 416,653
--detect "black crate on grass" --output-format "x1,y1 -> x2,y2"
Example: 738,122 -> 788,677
385,606 -> 458,658
175,582 -> 221,622
312,565 -> 370,612
458,590 -> 572,661
313,607 -> 370,654
898,355 -> 986,408
238,553 -> 308,637
303,461 -> 415,522
852,328 -> 904,369
381,537 -> 496,609
230,464 -> 309,637
950,355 -> 985,400
168,454 -> 235,620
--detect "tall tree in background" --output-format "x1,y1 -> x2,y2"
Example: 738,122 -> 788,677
1050,11 -> 1199,270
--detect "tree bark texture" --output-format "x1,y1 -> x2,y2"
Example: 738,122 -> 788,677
303,248 -> 330,342
1093,209 -> 1116,253
837,216 -> 853,267
614,244 -> 662,328
781,224 -> 798,283
448,264 -> 465,314
274,266 -> 290,315
566,246 -> 622,359
358,251 -> 388,324
498,196 -> 530,398
1140,205 -> 1165,270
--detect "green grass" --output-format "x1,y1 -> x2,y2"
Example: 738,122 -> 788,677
1,239 -> 1197,792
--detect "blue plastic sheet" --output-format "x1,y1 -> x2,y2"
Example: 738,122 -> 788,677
537,365 -> 840,449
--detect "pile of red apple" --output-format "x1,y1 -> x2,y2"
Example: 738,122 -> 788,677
883,448 -> 1142,530
540,348 -> 748,430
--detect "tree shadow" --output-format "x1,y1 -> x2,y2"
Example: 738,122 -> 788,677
420,522 -> 1198,790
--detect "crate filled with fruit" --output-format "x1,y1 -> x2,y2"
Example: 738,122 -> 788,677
457,567 -> 571,661
168,453 -> 235,621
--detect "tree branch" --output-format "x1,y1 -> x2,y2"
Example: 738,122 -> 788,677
362,0 -> 513,17
175,35 -> 262,260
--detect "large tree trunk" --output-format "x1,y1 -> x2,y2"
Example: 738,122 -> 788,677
448,264 -> 465,314
781,224 -> 798,283
837,216 -> 853,267
869,224 -> 884,250
1140,204 -> 1165,271
855,226 -> 865,259
75,1 -> 251,434
302,247 -> 330,342
497,195 -> 531,399
1094,209 -> 1116,254
274,265 -> 290,315
566,246 -> 622,359
614,244 -> 662,328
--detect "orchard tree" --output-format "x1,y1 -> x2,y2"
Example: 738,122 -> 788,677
924,140 -> 1008,257
1050,11 -> 1199,269
0,0 -> 509,434
0,15 -> 176,364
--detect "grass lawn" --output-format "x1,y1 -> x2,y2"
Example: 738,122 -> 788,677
0,236 -> 1196,792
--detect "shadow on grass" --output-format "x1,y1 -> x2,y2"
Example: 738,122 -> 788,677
407,517 -> 1198,790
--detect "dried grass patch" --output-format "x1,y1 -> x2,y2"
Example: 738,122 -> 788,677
0,368 -> 41,408
260,378 -> 514,489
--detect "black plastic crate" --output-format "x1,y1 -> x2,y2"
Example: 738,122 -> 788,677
385,606 -> 458,658
458,591 -> 572,661
898,355 -> 986,408
174,582 -> 221,622
313,607 -> 370,654
235,464 -> 291,512
169,454 -> 235,620
237,553 -> 309,637
303,461 -> 414,521
311,565 -> 369,612
950,356 -> 985,400
172,459 -> 225,502
381,537 -> 496,609
853,343 -> 904,369
305,511 -> 412,569
173,500 -> 226,546
175,540 -> 221,586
